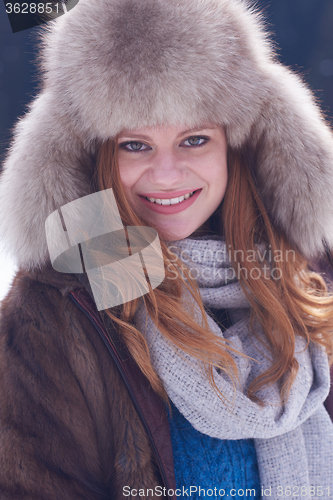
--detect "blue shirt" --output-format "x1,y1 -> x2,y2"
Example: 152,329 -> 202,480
167,401 -> 261,499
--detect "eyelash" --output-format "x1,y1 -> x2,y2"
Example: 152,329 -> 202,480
182,136 -> 210,148
119,142 -> 150,152
119,136 -> 210,152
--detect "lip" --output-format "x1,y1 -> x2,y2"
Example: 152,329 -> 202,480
138,189 -> 202,214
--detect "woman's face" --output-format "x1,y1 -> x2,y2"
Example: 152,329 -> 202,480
117,123 -> 228,241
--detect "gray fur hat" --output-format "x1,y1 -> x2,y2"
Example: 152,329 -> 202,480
1,0 -> 333,269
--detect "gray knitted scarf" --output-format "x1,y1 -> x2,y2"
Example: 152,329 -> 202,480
134,236 -> 333,498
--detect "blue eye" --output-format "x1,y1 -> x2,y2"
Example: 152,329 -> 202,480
119,141 -> 150,152
182,136 -> 209,147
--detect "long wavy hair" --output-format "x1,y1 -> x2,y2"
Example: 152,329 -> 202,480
92,137 -> 333,404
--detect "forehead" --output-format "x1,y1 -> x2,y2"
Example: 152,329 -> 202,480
118,122 -> 223,137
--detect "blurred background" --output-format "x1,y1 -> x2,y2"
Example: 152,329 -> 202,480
0,0 -> 333,300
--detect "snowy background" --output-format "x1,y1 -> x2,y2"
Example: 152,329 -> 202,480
0,251 -> 17,302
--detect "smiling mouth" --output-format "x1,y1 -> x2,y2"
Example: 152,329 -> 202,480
143,190 -> 198,205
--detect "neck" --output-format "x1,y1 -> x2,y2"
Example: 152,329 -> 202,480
189,205 -> 223,239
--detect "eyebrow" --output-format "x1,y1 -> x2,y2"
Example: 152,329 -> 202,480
179,125 -> 217,136
118,132 -> 154,141
118,125 -> 218,141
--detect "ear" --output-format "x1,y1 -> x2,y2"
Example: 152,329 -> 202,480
249,64 -> 333,259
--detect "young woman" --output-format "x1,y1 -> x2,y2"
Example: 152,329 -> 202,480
0,0 -> 332,499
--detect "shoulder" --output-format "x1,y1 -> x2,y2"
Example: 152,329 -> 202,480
0,265 -> 122,408
0,265 -> 123,446
0,266 -> 88,360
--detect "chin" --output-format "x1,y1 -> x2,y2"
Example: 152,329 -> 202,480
156,227 -> 195,242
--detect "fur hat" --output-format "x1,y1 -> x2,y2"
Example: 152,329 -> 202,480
1,0 -> 333,269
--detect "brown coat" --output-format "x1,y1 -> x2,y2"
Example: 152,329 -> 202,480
1,260 -> 333,499
0,265 -> 174,499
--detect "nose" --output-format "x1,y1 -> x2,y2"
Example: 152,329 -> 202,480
147,150 -> 186,187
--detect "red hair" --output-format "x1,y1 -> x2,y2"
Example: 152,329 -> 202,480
93,139 -> 333,403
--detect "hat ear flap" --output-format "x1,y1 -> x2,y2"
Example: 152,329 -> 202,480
0,90 -> 96,269
248,64 -> 333,259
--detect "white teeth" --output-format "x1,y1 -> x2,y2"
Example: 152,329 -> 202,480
145,191 -> 195,205
170,196 -> 183,204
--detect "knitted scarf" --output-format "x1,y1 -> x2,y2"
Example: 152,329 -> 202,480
133,236 -> 333,498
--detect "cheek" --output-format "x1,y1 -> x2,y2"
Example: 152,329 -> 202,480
207,157 -> 228,198
118,156 -> 149,194
118,162 -> 137,193
219,168 -> 228,197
